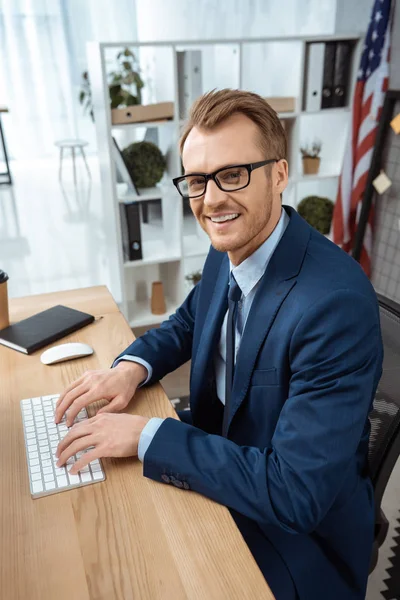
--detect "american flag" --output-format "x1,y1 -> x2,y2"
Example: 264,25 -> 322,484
331,0 -> 392,277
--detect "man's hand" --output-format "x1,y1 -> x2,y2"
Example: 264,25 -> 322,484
54,361 -> 147,427
55,413 -> 150,475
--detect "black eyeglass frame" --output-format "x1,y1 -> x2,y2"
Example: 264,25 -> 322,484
172,159 -> 278,199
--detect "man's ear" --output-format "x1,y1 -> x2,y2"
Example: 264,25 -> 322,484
275,159 -> 289,195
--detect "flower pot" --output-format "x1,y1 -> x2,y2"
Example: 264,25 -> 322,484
151,281 -> 166,315
302,157 -> 320,175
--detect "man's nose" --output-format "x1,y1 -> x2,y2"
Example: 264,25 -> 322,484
203,179 -> 227,207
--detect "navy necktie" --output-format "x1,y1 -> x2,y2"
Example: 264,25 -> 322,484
222,274 -> 241,437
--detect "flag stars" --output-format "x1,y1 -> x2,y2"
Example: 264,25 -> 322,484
375,10 -> 382,23
369,49 -> 375,60
366,67 -> 371,76
372,29 -> 378,42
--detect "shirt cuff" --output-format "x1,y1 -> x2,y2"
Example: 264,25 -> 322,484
112,355 -> 153,386
138,417 -> 165,462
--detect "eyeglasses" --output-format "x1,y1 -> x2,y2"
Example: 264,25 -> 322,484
172,159 -> 278,199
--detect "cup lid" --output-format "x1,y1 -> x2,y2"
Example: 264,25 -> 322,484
0,270 -> 9,283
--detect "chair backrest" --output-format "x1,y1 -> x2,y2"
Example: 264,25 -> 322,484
368,293 -> 400,510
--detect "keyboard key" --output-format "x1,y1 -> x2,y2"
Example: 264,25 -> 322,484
32,398 -> 41,406
24,419 -> 34,427
80,465 -> 90,473
93,471 -> 103,481
43,466 -> 53,475
54,467 -> 66,476
40,452 -> 50,461
26,432 -> 36,440
80,472 -> 92,483
41,459 -> 52,468
45,480 -> 56,491
57,475 -> 68,488
26,426 -> 35,433
68,473 -> 80,485
31,472 -> 42,482
29,458 -> 40,467
44,474 -> 55,483
32,481 -> 44,494
91,463 -> 102,472
28,451 -> 39,459
30,465 -> 41,474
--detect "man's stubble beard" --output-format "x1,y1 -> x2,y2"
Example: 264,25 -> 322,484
206,190 -> 274,255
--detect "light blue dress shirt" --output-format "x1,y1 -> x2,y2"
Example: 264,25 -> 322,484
114,208 -> 290,461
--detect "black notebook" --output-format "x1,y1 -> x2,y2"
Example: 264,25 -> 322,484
0,305 -> 95,355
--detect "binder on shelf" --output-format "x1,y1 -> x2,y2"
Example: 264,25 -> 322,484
177,50 -> 202,120
119,202 -> 143,262
332,41 -> 352,108
303,42 -> 325,112
321,42 -> 336,109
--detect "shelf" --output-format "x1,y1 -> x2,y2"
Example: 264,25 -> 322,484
300,107 -> 351,116
118,185 -> 164,203
292,171 -> 341,183
129,298 -> 179,328
123,239 -> 181,267
112,119 -> 176,129
183,233 -> 210,258
278,111 -> 298,119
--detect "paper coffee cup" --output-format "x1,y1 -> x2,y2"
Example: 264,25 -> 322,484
0,270 -> 10,330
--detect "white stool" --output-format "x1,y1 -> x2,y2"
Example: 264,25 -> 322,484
55,139 -> 91,185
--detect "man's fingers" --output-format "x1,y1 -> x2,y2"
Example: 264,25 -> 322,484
96,396 -> 124,415
69,448 -> 100,475
64,390 -> 103,427
56,420 -> 92,458
57,434 -> 96,468
55,382 -> 88,424
56,375 -> 85,409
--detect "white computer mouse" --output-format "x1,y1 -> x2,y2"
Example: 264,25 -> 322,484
40,342 -> 94,365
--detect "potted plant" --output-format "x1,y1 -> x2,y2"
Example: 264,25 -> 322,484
185,270 -> 202,287
297,195 -> 334,235
122,141 -> 166,188
300,140 -> 322,175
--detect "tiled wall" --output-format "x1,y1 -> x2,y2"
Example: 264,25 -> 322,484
372,100 -> 400,301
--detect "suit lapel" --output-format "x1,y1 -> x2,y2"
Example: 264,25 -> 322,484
227,206 -> 311,434
190,254 -> 229,407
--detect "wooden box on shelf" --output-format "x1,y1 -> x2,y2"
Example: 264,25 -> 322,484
265,97 -> 296,113
111,102 -> 175,125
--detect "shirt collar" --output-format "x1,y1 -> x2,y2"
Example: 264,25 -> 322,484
230,207 -> 290,297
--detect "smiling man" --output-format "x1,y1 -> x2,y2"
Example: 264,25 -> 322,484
55,90 -> 383,600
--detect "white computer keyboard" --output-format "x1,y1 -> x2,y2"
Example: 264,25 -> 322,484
20,394 -> 105,499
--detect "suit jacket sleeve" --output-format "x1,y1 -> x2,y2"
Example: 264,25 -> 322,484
142,289 -> 382,534
114,282 -> 200,385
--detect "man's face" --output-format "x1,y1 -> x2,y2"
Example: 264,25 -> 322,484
182,113 -> 288,265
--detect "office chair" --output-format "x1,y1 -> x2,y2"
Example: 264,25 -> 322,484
368,293 -> 400,573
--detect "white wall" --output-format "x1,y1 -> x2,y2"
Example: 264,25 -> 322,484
135,0 -> 337,42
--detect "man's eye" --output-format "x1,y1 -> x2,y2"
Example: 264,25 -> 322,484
188,178 -> 204,188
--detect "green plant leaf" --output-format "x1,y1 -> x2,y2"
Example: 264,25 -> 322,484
124,48 -> 133,57
126,95 -> 139,106
79,90 -> 85,103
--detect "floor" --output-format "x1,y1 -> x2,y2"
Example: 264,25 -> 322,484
2,157 -> 399,599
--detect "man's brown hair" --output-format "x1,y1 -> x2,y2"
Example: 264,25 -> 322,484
179,88 -> 287,161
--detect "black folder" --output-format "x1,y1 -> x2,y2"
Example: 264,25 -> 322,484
119,202 -> 143,261
0,305 -> 94,354
332,41 -> 352,108
321,42 -> 336,109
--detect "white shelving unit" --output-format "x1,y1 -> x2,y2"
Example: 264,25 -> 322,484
87,33 -> 362,329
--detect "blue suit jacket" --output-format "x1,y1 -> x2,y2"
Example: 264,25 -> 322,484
118,206 -> 383,600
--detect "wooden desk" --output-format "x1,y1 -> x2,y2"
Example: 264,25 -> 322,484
0,286 -> 274,600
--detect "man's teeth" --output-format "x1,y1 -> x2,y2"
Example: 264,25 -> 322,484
210,214 -> 239,223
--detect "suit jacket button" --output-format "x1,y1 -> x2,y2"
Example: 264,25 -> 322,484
161,474 -> 171,484
172,479 -> 184,489
183,482 -> 190,490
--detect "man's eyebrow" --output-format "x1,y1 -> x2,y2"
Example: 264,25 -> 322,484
184,162 -> 243,175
